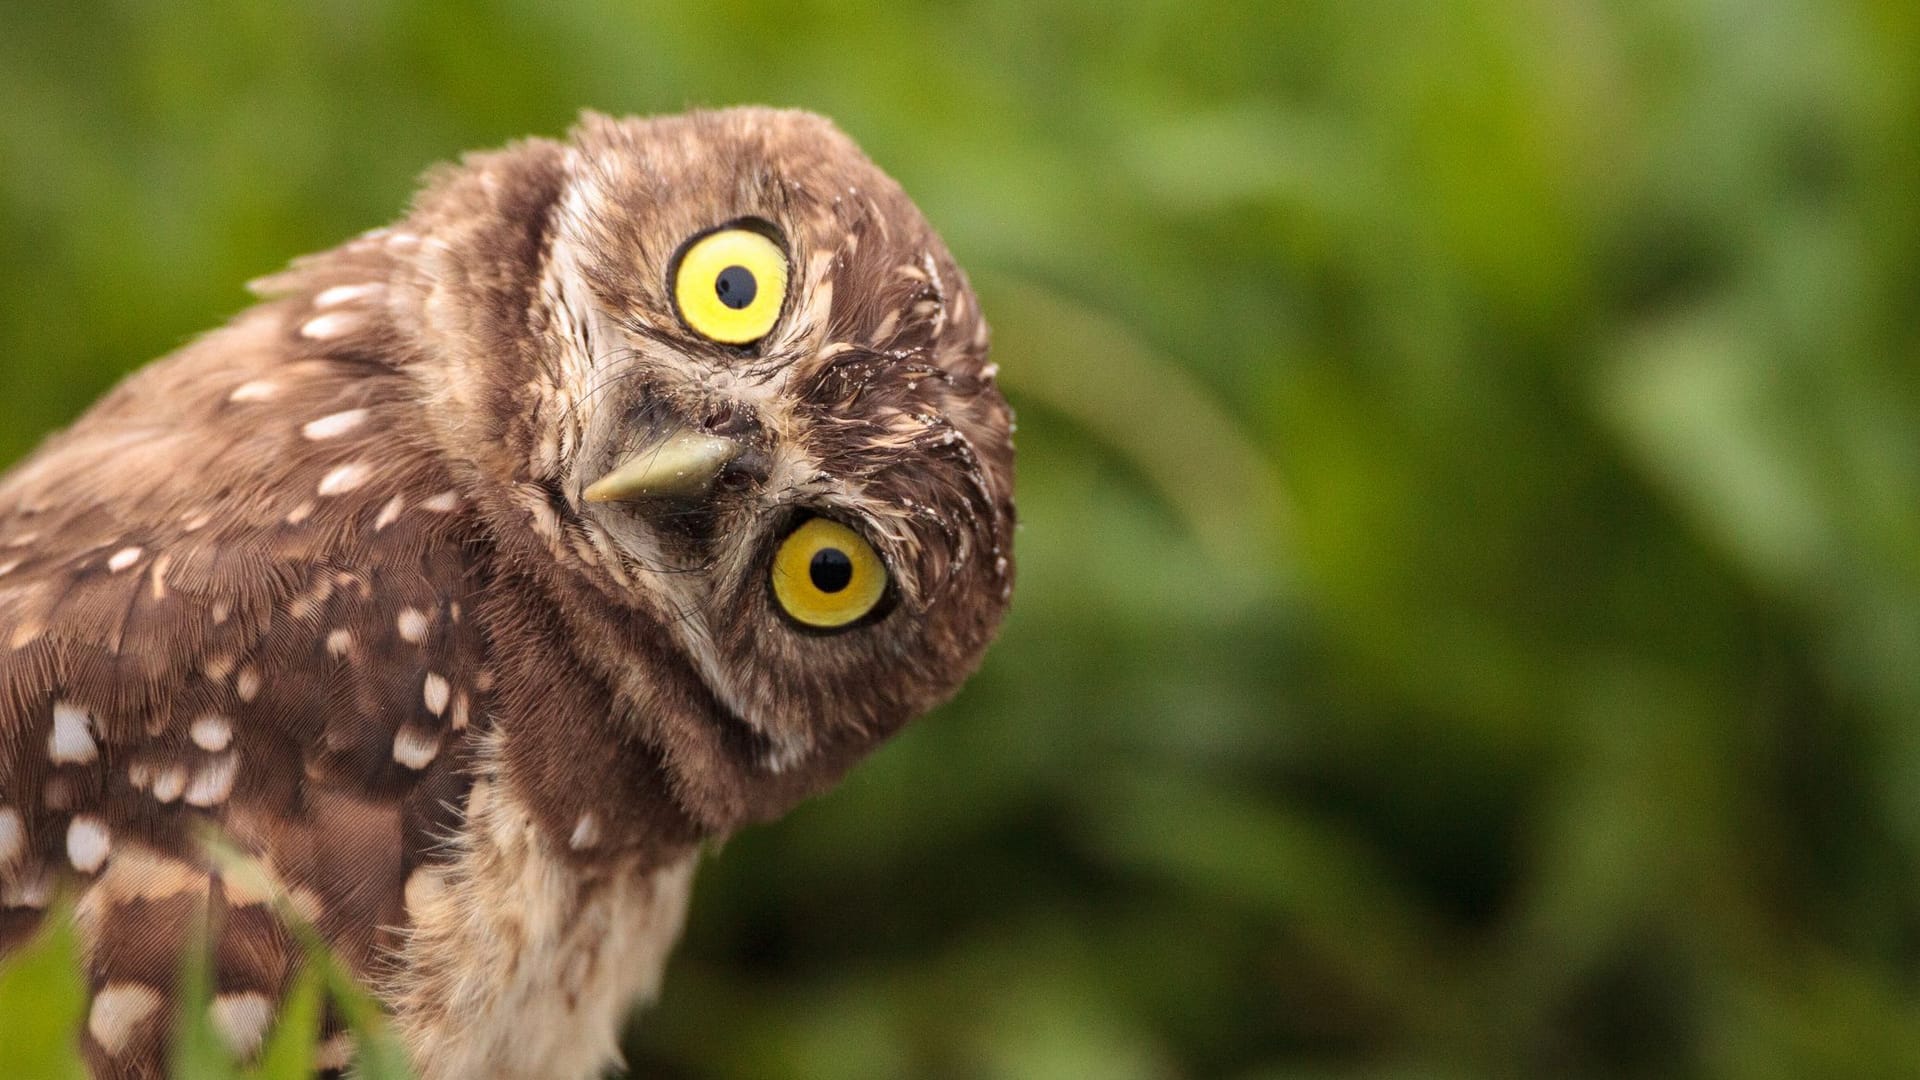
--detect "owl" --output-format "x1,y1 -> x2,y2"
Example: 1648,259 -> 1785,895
0,108 -> 1014,1079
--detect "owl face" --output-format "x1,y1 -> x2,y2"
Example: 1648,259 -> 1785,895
410,110 -> 1014,795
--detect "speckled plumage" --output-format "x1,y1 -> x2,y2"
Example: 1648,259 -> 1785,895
0,108 -> 1014,1079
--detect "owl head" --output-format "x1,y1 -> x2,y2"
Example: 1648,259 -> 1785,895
369,108 -> 1014,834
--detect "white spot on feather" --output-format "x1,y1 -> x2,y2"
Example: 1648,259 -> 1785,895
569,813 -> 600,850
314,282 -> 384,308
298,312 -> 358,340
220,867 -> 275,908
190,713 -> 232,752
420,489 -> 459,513
228,380 -> 277,403
326,628 -> 354,658
151,765 -> 188,804
302,408 -> 368,440
374,494 -> 406,531
106,546 -> 142,572
66,814 -> 110,873
317,462 -> 370,496
88,983 -> 163,1056
286,886 -> 324,923
235,668 -> 261,703
210,992 -> 274,1057
148,553 -> 172,600
393,726 -> 439,770
185,754 -> 237,807
397,608 -> 429,644
422,673 -> 450,716
0,806 -> 23,866
49,702 -> 97,764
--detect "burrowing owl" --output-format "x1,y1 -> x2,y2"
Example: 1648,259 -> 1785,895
0,108 -> 1014,1079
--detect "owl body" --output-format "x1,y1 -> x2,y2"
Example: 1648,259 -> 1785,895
0,110 -> 1013,1078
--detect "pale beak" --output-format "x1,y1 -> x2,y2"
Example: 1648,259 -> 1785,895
583,429 -> 746,503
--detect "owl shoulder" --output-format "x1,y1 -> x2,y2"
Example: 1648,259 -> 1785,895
0,288 -> 491,961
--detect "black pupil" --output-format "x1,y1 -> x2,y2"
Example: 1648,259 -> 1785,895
714,265 -> 757,310
809,548 -> 855,594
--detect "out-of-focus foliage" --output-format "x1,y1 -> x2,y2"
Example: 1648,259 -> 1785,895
0,901 -> 410,1080
2,0 -> 1919,1077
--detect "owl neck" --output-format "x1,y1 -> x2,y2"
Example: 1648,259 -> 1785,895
466,543 -> 707,870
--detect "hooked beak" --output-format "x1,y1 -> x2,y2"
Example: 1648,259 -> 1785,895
583,429 -> 747,503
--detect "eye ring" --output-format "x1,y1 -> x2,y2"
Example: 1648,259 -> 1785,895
670,222 -> 790,346
770,517 -> 890,631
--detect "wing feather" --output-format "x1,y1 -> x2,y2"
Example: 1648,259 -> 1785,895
0,273 -> 488,1077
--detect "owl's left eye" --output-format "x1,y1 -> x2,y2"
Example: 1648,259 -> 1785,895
771,518 -> 889,630
672,225 -> 789,345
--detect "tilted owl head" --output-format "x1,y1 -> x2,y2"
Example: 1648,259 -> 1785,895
386,108 -> 1015,825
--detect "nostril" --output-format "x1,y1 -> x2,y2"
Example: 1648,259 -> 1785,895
702,404 -> 756,438
715,448 -> 772,492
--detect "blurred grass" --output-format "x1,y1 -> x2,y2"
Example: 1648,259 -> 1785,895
0,901 -> 411,1080
4,0 -> 1920,1077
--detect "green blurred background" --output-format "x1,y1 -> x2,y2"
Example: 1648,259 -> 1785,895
4,1 -> 1920,1077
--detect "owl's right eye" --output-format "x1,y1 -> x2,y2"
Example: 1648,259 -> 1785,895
771,517 -> 889,630
671,225 -> 789,345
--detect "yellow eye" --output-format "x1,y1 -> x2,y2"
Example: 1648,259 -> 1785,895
771,518 -> 888,629
672,226 -> 789,345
